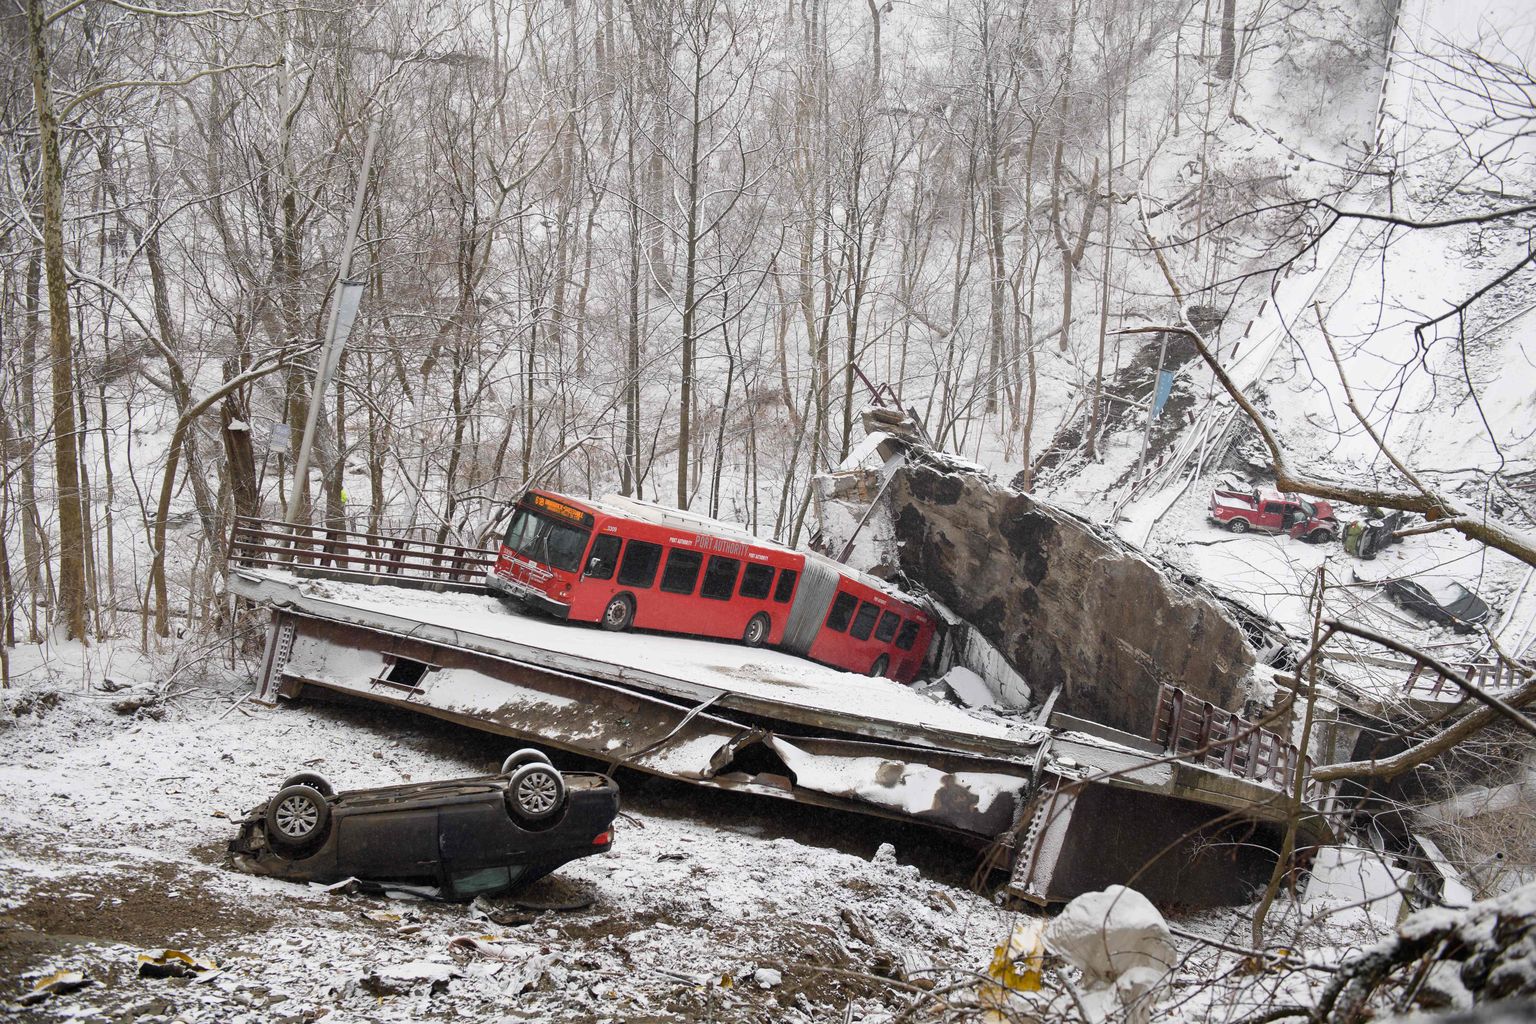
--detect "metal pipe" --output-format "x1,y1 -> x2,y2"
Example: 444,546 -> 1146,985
286,117 -> 381,527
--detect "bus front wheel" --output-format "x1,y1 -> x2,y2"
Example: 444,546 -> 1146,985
869,655 -> 889,678
601,595 -> 634,632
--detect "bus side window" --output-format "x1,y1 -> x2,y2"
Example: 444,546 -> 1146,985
700,556 -> 741,600
849,602 -> 880,641
895,620 -> 920,651
773,569 -> 799,603
617,540 -> 662,589
660,549 -> 704,594
585,535 -> 621,579
825,592 -> 857,632
875,610 -> 901,643
739,563 -> 775,599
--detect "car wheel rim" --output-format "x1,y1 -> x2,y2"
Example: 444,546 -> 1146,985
518,774 -> 559,814
275,796 -> 318,838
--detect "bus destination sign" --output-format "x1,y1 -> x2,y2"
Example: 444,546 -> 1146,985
527,493 -> 594,527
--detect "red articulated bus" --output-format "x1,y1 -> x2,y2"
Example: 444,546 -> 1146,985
485,489 -> 936,683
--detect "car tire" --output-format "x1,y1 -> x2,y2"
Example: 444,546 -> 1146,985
265,784 -> 330,851
507,763 -> 566,823
1307,529 -> 1331,544
743,613 -> 770,648
869,655 -> 889,678
501,748 -> 552,775
1227,518 -> 1249,534
280,771 -> 335,797
600,595 -> 634,632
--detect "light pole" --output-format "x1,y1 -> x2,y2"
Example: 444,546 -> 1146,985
285,118 -> 380,528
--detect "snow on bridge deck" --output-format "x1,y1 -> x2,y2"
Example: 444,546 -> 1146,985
229,568 -> 1024,750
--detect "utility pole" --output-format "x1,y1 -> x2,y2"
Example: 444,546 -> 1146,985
286,119 -> 380,527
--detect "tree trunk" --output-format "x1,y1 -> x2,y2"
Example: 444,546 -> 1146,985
710,313 -> 735,519
19,254 -> 42,605
1,480 -> 14,670
222,393 -> 260,523
982,6 -> 1007,416
27,0 -> 87,641
1216,0 -> 1237,79
1085,116 -> 1115,460
676,40 -> 705,510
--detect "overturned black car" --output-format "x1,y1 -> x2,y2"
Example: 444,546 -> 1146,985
229,750 -> 619,899
1380,577 -> 1493,634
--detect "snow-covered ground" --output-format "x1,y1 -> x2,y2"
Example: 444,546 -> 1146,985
0,647 -> 1026,1022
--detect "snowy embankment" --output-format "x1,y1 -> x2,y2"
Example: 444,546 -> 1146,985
1101,0 -> 1536,673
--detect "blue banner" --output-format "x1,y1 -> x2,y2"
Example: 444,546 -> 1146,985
1151,369 -> 1175,419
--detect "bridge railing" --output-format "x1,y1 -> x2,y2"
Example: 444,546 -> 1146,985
1152,683 -> 1339,808
228,516 -> 497,588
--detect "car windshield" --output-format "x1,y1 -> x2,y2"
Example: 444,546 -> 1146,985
1299,500 -> 1316,518
503,509 -> 590,573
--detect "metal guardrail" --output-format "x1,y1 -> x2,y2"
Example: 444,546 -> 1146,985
228,516 -> 497,588
1403,657 -> 1527,699
1152,684 -> 1334,803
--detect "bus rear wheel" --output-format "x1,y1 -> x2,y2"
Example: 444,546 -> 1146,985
743,613 -> 770,648
869,655 -> 889,678
601,595 -> 634,632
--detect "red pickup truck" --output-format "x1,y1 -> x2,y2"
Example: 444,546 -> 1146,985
1208,486 -> 1338,542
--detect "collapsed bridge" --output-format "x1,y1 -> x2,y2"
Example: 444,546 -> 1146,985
227,508 -> 1340,908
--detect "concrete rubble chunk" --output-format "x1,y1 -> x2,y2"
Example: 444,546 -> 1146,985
1045,885 -> 1175,1024
886,444 -> 1256,734
363,960 -> 459,996
1302,845 -> 1412,926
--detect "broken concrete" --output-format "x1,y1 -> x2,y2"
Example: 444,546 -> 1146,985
885,444 -> 1257,735
1302,845 -> 1412,926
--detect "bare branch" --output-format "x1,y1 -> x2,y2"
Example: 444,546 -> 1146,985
50,0 -> 252,25
61,63 -> 278,120
1320,200 -> 1536,229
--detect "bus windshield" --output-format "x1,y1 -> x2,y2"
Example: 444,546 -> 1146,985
502,509 -> 590,573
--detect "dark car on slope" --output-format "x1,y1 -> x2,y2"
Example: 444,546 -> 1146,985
229,750 -> 619,899
1380,577 -> 1493,634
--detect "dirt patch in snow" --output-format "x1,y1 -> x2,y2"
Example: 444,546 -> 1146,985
2,857 -> 276,951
